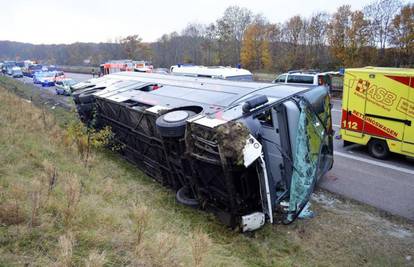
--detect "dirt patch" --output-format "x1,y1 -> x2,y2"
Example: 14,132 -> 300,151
216,121 -> 250,165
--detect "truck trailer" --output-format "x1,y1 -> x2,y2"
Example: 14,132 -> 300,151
73,72 -> 334,231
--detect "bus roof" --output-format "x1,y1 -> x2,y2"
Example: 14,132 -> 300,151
97,72 -> 311,111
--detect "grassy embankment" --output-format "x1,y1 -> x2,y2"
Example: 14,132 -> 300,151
0,76 -> 413,266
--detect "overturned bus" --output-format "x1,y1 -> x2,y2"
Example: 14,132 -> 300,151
73,72 -> 334,231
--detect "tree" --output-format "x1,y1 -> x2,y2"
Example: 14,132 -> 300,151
390,4 -> 414,66
201,23 -> 219,65
216,6 -> 253,65
347,10 -> 371,66
327,5 -> 353,66
364,0 -> 402,52
181,23 -> 205,64
240,25 -> 259,69
240,23 -> 273,71
282,15 -> 305,69
327,5 -> 371,67
260,39 -> 272,71
307,12 -> 330,67
120,35 -> 149,60
266,23 -> 283,70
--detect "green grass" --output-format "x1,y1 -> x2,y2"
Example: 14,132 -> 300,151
0,77 -> 413,266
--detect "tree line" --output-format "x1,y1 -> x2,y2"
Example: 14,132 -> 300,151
0,1 -> 412,72
151,1 -> 413,72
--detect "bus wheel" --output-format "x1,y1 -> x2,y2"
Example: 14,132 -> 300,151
156,110 -> 195,138
368,139 -> 389,159
176,186 -> 199,208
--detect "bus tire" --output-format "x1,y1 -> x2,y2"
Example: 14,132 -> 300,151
368,139 -> 389,159
176,186 -> 199,208
156,110 -> 195,137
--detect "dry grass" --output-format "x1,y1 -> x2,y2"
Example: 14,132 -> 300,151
0,80 -> 413,267
56,232 -> 75,267
85,250 -> 106,267
191,228 -> 212,267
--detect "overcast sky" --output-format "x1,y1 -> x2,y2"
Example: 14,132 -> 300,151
1,0 -> 380,44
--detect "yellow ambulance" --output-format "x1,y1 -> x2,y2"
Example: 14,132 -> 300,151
341,67 -> 414,159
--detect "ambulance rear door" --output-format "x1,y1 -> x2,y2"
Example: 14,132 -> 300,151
342,70 -> 367,139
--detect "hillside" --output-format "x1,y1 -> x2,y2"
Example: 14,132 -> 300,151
0,77 -> 413,266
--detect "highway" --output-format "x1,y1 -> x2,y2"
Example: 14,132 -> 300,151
15,72 -> 414,221
324,99 -> 414,221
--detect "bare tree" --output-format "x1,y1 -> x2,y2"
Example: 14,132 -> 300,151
216,6 -> 253,65
364,0 -> 402,50
307,12 -> 330,68
390,4 -> 414,66
282,15 -> 305,69
201,23 -> 218,65
181,23 -> 206,64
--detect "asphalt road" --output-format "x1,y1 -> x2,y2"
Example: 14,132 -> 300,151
11,72 -> 414,221
322,99 -> 414,221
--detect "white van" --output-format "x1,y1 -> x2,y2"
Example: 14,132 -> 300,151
273,71 -> 327,86
170,65 -> 253,81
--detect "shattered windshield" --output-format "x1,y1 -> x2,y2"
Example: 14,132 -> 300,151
285,99 -> 328,223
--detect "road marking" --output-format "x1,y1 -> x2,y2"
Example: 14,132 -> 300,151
332,109 -> 342,112
334,151 -> 414,175
333,124 -> 341,128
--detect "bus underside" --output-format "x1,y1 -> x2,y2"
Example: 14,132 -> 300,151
93,98 -> 262,228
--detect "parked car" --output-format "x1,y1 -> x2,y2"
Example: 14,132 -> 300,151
73,72 -> 333,231
3,61 -> 16,75
273,71 -> 328,86
33,71 -> 46,84
55,78 -> 77,95
11,67 -> 23,78
6,66 -> 14,75
38,71 -> 57,87
24,64 -> 43,77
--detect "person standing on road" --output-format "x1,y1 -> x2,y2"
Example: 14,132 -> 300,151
92,68 -> 95,78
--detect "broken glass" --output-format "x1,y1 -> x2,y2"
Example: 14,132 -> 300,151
286,100 -> 326,223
